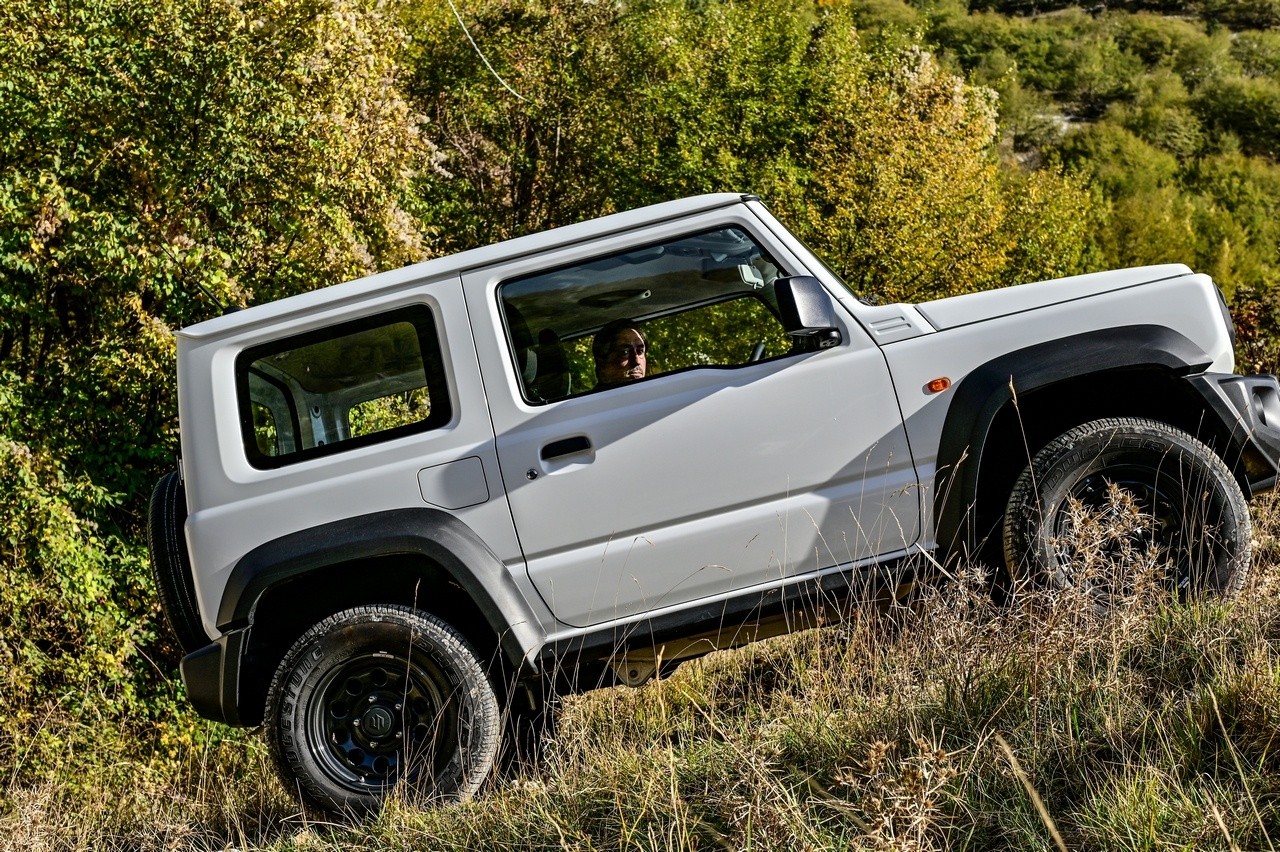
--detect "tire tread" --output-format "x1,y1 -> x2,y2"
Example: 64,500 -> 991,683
1002,416 -> 1251,596
264,604 -> 501,814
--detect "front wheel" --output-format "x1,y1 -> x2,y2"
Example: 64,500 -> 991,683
266,605 -> 501,814
1003,417 -> 1251,600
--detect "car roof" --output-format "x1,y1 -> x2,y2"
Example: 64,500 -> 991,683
178,193 -> 752,343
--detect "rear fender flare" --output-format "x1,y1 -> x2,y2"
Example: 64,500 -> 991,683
217,507 -> 544,671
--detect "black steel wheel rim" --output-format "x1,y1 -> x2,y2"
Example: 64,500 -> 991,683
1051,457 -> 1222,593
307,650 -> 458,794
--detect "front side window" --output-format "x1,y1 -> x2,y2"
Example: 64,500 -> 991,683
236,306 -> 450,468
499,227 -> 792,403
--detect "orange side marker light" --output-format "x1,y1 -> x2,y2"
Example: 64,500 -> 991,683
926,377 -> 951,394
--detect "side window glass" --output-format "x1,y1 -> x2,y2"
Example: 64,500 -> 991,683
499,227 -> 791,403
236,306 -> 450,468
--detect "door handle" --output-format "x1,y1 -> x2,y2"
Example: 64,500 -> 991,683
541,435 -> 592,461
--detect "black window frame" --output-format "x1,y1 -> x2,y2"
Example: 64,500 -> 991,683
235,305 -> 451,469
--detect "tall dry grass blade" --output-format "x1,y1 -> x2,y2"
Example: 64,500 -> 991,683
1210,691 -> 1276,852
1210,801 -> 1244,852
994,733 -> 1067,852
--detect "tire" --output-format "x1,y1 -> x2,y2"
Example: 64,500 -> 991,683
147,470 -> 207,654
266,605 -> 501,814
1003,417 -> 1251,600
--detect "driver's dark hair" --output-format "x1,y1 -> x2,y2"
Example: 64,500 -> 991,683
591,319 -> 646,370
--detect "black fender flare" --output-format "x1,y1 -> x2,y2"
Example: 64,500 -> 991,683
932,325 -> 1212,558
217,507 -> 544,672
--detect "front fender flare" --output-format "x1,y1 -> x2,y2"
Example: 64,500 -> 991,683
932,325 -> 1211,558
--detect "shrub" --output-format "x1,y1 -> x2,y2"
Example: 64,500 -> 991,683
0,429 -> 181,785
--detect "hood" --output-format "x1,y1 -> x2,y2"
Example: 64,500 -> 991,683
915,264 -> 1194,331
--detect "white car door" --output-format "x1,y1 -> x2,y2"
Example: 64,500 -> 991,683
464,208 -> 920,628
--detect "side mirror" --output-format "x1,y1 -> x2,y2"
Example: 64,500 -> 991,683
775,276 -> 842,349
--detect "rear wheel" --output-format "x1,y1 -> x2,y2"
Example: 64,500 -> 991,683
1003,417 -> 1251,600
266,605 -> 501,814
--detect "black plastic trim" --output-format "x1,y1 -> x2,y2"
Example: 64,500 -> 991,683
1184,372 -> 1280,496
245,365 -> 301,456
542,435 -> 591,460
217,508 -> 543,671
933,325 -> 1211,557
539,556 -> 916,676
180,628 -> 248,725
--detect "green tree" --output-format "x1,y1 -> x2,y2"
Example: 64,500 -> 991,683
1230,29 -> 1280,77
0,0 -> 433,779
411,0 -> 1097,302
1194,75 -> 1280,159
1106,70 -> 1204,159
0,0 -> 428,500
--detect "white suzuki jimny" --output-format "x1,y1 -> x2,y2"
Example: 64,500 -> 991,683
150,193 -> 1280,813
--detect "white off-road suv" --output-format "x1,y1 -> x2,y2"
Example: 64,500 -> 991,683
150,193 -> 1280,813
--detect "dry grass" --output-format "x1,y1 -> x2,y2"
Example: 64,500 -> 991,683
5,492 -> 1280,851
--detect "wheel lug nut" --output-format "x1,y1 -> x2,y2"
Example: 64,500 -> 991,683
396,731 -> 402,739
368,696 -> 377,704
353,719 -> 360,727
394,703 -> 402,711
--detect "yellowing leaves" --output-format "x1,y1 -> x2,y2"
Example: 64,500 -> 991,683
413,0 -> 1097,300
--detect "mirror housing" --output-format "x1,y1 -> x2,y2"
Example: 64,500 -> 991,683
775,276 -> 842,349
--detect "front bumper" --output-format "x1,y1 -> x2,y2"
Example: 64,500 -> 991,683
1187,373 -> 1280,495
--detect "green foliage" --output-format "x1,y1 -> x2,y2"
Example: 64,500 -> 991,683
1231,29 -> 1280,77
1112,12 -> 1212,69
408,0 -> 827,247
642,298 -> 792,375
1195,75 -> 1280,159
1232,285 -> 1280,374
0,425 -> 186,784
844,0 -> 925,35
863,1 -> 1280,339
412,0 -> 1097,301
348,389 -> 433,438
1100,70 -> 1200,160
0,0 -> 433,783
1204,0 -> 1280,29
0,0 -> 429,499
785,42 -> 1096,300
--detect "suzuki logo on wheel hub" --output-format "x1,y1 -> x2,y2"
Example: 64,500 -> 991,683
362,706 -> 394,738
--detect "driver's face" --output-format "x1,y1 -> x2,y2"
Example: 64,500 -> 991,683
598,329 -> 647,385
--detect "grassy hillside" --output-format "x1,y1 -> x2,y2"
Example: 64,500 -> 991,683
4,1 -> 1280,849
6,494 -> 1278,851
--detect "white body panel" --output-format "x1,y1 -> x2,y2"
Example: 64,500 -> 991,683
463,208 -> 920,627
177,195 -> 754,639
178,279 -> 527,638
915,264 -> 1196,330
883,271 -> 1234,546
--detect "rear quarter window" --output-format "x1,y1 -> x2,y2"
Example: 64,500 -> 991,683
235,306 -> 450,468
